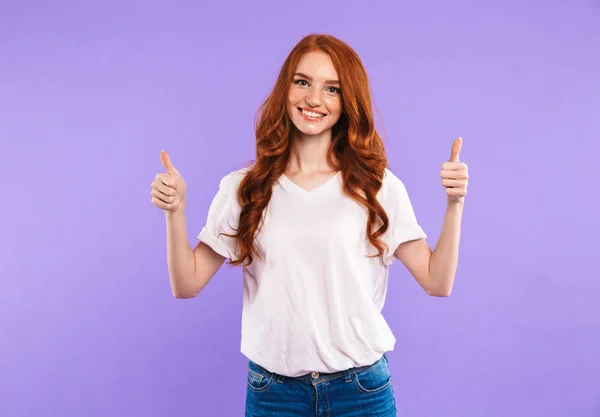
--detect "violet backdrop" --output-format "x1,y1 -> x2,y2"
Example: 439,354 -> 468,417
1,0 -> 598,416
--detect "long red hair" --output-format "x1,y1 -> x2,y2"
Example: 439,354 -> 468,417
226,34 -> 390,266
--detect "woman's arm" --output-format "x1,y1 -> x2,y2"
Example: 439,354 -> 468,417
394,138 -> 468,297
165,209 -> 226,299
395,199 -> 464,296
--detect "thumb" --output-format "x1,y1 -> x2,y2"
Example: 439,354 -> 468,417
449,137 -> 462,162
160,150 -> 178,175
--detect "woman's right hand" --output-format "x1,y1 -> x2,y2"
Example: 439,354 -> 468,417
151,150 -> 187,212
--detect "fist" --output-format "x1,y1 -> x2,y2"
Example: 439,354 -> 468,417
441,137 -> 468,203
151,150 -> 187,212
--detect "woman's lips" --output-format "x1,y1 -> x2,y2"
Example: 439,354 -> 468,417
298,107 -> 327,122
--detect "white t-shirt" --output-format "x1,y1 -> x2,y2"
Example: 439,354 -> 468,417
197,166 -> 427,377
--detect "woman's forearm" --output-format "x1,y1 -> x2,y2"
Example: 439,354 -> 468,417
428,199 -> 464,296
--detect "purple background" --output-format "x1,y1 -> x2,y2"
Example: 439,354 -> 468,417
1,1 -> 598,416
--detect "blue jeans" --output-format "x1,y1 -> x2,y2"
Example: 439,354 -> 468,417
245,354 -> 397,417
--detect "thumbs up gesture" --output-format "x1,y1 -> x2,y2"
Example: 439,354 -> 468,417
151,150 -> 188,212
440,137 -> 468,203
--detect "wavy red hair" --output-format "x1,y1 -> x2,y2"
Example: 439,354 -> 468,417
226,34 -> 391,266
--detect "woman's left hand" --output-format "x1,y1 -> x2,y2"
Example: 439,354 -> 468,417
441,137 -> 469,203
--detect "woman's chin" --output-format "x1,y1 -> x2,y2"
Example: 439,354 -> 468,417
292,122 -> 331,137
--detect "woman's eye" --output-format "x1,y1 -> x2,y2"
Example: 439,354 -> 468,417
294,79 -> 308,86
328,87 -> 340,94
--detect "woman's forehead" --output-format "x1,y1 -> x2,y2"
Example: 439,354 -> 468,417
295,51 -> 338,80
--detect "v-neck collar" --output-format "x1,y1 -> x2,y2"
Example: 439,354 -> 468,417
278,171 -> 342,201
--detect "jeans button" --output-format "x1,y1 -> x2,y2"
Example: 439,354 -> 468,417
311,371 -> 319,379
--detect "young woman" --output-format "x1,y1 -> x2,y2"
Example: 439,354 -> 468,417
151,34 -> 468,417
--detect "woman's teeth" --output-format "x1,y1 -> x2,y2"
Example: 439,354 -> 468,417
302,109 -> 325,118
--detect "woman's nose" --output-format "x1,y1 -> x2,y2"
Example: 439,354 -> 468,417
305,88 -> 323,107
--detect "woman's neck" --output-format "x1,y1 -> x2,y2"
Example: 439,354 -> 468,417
286,130 -> 337,175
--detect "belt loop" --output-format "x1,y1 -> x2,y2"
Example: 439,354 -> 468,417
276,374 -> 285,383
344,369 -> 352,383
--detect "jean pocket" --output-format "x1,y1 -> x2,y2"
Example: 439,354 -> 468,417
247,362 -> 275,392
353,356 -> 392,394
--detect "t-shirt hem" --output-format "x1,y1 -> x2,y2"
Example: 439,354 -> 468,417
240,343 -> 396,378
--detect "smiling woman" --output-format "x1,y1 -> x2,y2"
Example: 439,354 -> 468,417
288,56 -> 343,130
231,34 -> 394,268
151,33 -> 468,417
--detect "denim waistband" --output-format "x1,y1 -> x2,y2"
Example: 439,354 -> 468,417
250,354 -> 387,384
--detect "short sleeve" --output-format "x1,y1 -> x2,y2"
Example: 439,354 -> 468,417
197,172 -> 244,261
379,169 -> 427,265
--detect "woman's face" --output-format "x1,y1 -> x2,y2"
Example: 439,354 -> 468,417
287,51 -> 343,137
